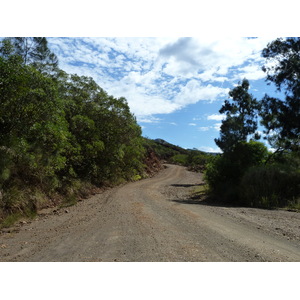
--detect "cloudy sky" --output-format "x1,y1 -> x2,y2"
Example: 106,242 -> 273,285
3,0 -> 297,153
3,1 -> 296,153
47,37 -> 280,152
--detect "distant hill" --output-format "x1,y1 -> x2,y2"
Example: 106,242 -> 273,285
154,138 -> 189,155
153,138 -> 220,156
143,138 -> 188,161
142,137 -> 214,171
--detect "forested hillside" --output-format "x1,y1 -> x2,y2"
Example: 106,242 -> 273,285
143,138 -> 212,172
0,38 -> 146,226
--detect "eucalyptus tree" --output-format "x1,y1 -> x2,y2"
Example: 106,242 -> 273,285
1,37 -> 58,74
261,37 -> 300,151
215,78 -> 261,153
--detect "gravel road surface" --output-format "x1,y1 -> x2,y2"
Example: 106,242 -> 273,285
1,164 -> 299,261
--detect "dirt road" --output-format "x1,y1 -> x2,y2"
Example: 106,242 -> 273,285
1,164 -> 300,261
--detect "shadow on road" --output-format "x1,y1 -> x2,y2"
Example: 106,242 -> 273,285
170,183 -> 235,208
171,183 -> 201,188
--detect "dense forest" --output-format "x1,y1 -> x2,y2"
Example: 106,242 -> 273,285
0,37 -> 299,227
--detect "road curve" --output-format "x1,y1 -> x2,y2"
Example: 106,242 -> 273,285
1,164 -> 300,261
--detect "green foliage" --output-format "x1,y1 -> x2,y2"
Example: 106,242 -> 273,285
0,37 -> 147,224
132,174 -> 142,181
0,54 -> 69,193
207,137 -> 300,208
55,73 -> 146,183
240,164 -> 300,208
205,141 -> 268,203
2,37 -> 58,74
0,184 -> 45,219
171,154 -> 188,165
215,79 -> 261,152
261,37 -> 300,151
186,151 -> 210,171
204,37 -> 300,209
1,213 -> 23,229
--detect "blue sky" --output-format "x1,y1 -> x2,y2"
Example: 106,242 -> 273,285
3,1 -> 297,154
47,37 -> 281,152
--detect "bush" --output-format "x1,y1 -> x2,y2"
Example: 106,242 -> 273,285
205,141 -> 269,203
171,154 -> 188,165
240,164 -> 300,208
205,154 -> 241,202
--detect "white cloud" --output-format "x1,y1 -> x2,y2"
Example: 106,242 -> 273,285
207,114 -> 226,121
104,73 -> 180,117
198,127 -> 210,132
174,80 -> 229,105
188,123 -> 197,126
213,123 -> 222,131
48,37 -> 275,119
197,122 -> 222,132
158,37 -> 274,80
138,116 -> 162,123
117,90 -> 180,117
198,146 -> 222,153
268,148 -> 277,153
198,69 -> 229,82
234,64 -> 265,81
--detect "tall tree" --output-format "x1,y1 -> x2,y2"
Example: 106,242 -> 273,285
0,53 -> 69,190
261,37 -> 300,151
1,37 -> 58,74
215,78 -> 261,152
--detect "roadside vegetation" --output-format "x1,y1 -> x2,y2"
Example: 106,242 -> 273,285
0,38 -> 146,226
205,38 -> 300,209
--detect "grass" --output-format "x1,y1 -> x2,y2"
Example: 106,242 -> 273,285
131,174 -> 142,181
283,199 -> 300,212
59,194 -> 78,208
192,184 -> 209,198
0,210 -> 37,229
1,213 -> 23,229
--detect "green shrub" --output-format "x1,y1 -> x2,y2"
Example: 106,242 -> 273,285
132,174 -> 142,181
171,154 -> 188,166
205,154 -> 240,203
205,141 -> 269,204
240,164 -> 300,208
189,153 -> 208,166
0,184 -> 46,219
